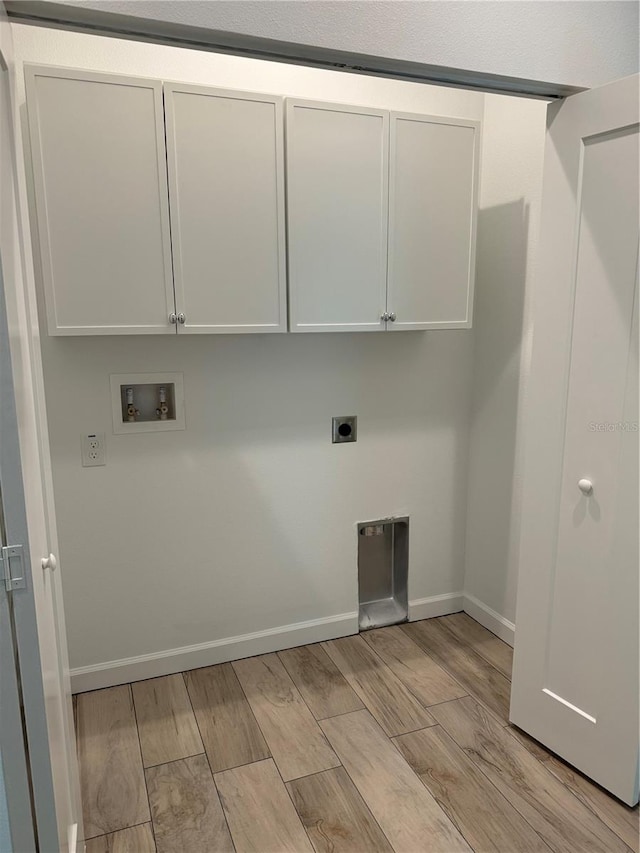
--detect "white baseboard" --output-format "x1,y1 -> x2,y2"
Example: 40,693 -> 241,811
408,592 -> 464,622
71,611 -> 359,693
71,592 -> 508,693
463,593 -> 515,647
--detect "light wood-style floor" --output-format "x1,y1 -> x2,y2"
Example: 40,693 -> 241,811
74,614 -> 639,853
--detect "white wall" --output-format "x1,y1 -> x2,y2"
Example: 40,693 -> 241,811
41,0 -> 640,89
464,93 -> 547,631
12,24 -> 486,684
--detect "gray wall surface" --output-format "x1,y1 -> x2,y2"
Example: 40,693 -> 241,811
0,754 -> 11,853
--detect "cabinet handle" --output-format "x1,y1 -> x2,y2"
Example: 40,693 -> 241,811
381,312 -> 389,322
169,313 -> 177,324
578,478 -> 593,496
177,313 -> 186,324
388,312 -> 396,322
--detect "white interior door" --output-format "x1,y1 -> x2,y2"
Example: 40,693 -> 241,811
1,31 -> 82,852
511,74 -> 639,806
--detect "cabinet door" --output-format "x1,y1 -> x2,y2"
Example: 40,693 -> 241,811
387,113 -> 479,330
164,84 -> 286,334
25,66 -> 175,335
286,100 -> 389,332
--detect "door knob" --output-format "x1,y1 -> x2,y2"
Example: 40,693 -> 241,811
577,478 -> 593,496
41,553 -> 57,571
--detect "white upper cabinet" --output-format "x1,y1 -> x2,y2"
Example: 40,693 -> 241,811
26,67 -> 480,336
164,84 -> 287,333
25,66 -> 175,335
387,113 -> 480,330
286,100 -> 389,332
286,100 -> 479,333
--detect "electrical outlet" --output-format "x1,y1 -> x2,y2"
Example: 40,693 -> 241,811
332,416 -> 357,443
81,432 -> 106,467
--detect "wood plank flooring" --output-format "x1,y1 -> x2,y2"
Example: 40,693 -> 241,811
84,824 -> 155,853
287,767 -> 392,853
132,674 -> 203,768
429,696 -> 630,853
438,612 -> 514,678
320,710 -> 471,852
232,653 -> 340,781
75,614 -> 639,853
322,635 -> 436,736
394,725 -> 548,852
184,663 -> 270,773
278,644 -> 365,719
216,759 -> 314,852
362,625 -> 467,707
76,684 -> 150,838
146,755 -> 234,853
403,617 -> 513,722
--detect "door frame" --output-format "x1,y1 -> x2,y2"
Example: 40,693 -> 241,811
0,252 -> 39,853
0,25 -> 82,850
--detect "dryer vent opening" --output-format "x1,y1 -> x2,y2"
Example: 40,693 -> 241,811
358,517 -> 408,630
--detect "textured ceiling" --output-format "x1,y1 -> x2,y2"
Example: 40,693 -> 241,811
35,0 -> 640,88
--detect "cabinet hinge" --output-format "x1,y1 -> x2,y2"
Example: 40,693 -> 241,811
1,545 -> 26,592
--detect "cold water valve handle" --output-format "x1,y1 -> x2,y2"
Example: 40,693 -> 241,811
156,386 -> 169,420
126,387 -> 139,422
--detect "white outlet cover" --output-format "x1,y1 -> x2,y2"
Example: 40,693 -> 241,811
81,432 -> 106,467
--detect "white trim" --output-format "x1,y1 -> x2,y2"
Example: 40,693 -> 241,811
408,592 -> 464,622
71,593 -> 512,693
463,593 -> 516,647
71,611 -> 358,693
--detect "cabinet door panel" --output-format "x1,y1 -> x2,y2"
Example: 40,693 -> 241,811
165,84 -> 286,333
26,66 -> 175,335
287,100 -> 388,332
388,113 -> 479,330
